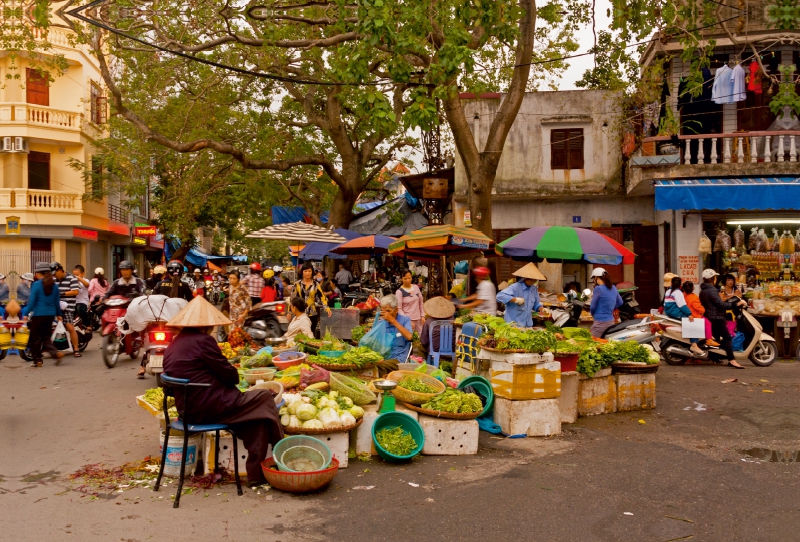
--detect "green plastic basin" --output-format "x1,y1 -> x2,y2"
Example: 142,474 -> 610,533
458,375 -> 494,417
371,412 -> 425,462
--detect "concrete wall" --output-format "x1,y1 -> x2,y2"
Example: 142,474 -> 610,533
455,90 -> 624,198
488,196 -> 655,229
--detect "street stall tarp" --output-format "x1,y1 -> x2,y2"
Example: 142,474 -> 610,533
298,228 -> 362,261
165,240 -> 247,267
349,196 -> 427,236
271,206 -> 330,225
496,226 -> 636,265
329,235 -> 397,256
247,222 -> 347,243
654,177 -> 800,211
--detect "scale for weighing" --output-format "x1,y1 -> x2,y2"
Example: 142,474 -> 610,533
373,379 -> 398,413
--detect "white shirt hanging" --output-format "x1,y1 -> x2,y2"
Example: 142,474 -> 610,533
712,65 -> 733,104
731,64 -> 746,102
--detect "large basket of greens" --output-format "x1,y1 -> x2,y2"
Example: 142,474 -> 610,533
400,388 -> 485,419
328,372 -> 377,405
385,370 -> 446,405
372,412 -> 424,462
307,346 -> 382,372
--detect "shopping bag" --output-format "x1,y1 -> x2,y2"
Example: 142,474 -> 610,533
731,331 -> 746,351
358,311 -> 393,359
51,320 -> 74,353
681,318 -> 706,339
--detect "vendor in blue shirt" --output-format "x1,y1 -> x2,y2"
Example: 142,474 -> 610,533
588,267 -> 624,338
360,293 -> 413,374
496,263 -> 547,328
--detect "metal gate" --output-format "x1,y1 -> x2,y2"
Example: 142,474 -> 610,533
0,249 -> 52,298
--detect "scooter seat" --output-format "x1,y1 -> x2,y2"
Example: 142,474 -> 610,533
665,326 -> 682,333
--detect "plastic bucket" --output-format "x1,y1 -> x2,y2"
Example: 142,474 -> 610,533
458,375 -> 494,417
372,412 -> 425,462
553,353 -> 579,373
159,431 -> 200,477
273,435 -> 332,472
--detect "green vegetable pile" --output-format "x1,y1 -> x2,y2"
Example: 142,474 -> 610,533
554,340 -> 581,354
143,387 -> 174,410
351,325 -> 368,343
422,388 -> 483,413
473,314 -> 557,353
375,426 -> 418,457
598,341 -> 656,365
562,327 -> 592,340
577,346 -> 604,377
398,377 -> 438,394
241,350 -> 272,368
308,346 -> 382,367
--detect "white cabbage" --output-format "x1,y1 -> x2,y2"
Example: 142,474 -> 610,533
342,397 -> 354,408
287,415 -> 302,428
302,419 -> 324,429
296,403 -> 318,421
349,405 -> 365,419
340,411 -> 357,426
280,414 -> 290,426
318,407 -> 341,428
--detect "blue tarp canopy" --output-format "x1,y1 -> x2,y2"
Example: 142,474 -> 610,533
271,206 -> 330,225
165,240 -> 247,267
298,228 -> 362,261
655,177 -> 800,211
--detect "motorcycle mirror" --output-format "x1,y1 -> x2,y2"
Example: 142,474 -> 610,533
582,289 -> 593,298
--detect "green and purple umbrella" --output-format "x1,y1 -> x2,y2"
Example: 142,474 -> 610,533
496,226 -> 636,265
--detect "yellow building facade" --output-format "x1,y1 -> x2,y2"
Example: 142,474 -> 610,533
0,18 -> 157,290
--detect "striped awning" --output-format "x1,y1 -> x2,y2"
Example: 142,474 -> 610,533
655,177 -> 800,211
388,224 -> 494,259
246,222 -> 347,243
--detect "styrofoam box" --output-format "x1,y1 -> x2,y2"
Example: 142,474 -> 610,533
559,371 -> 580,424
489,359 -> 561,400
204,431 -> 248,477
478,349 -> 554,366
420,417 -> 479,455
493,397 -> 561,437
313,431 -> 350,469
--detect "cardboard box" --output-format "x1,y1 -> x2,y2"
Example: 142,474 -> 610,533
493,397 -> 561,437
489,360 -> 561,400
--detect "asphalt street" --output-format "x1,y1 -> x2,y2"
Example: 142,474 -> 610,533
2,337 -> 800,541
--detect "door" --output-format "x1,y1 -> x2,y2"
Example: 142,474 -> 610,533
592,227 -> 624,284
492,229 -> 525,284
28,151 -> 50,190
633,225 -> 661,313
26,68 -> 49,106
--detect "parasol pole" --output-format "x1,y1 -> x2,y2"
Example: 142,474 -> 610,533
441,254 -> 448,296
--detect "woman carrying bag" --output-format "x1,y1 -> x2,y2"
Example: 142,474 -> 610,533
22,262 -> 65,367
396,268 -> 424,333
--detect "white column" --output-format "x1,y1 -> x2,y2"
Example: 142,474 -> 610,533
723,137 -> 731,163
710,138 -> 718,163
764,136 -> 771,162
697,138 -> 705,163
778,135 -> 785,162
791,136 -> 797,162
736,136 -> 744,163
684,140 -> 692,165
750,137 -> 758,163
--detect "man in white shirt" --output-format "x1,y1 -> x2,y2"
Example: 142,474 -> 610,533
457,266 -> 497,315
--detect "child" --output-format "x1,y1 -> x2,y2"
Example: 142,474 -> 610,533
677,280 -> 705,356
260,277 -> 277,303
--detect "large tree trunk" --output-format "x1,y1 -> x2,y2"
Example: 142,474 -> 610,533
327,181 -> 359,229
441,0 -> 536,238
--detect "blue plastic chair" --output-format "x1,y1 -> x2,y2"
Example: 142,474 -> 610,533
427,321 -> 456,368
154,373 -> 243,508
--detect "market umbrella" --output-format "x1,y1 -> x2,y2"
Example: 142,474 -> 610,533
246,221 -> 347,244
299,228 -> 362,261
388,225 -> 495,259
496,226 -> 636,265
329,235 -> 397,256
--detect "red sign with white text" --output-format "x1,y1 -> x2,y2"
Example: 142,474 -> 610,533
134,225 -> 158,236
73,227 -> 98,241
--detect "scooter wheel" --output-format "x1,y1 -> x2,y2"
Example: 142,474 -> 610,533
660,340 -> 688,365
20,347 -> 33,361
102,334 -> 120,368
749,341 -> 777,367
0,349 -> 7,361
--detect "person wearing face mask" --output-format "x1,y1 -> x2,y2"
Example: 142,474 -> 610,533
16,273 -> 34,306
588,267 -> 624,338
496,263 -> 546,328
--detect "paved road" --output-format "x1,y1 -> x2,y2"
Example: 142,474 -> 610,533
2,338 -> 799,541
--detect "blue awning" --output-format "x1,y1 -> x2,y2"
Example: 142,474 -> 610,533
655,177 -> 800,211
298,228 -> 362,261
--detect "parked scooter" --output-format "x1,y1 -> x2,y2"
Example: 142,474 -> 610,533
101,295 -> 141,368
658,297 -> 777,366
602,316 -> 660,345
217,300 -> 289,344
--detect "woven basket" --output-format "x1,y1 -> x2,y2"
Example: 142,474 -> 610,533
386,370 -> 446,405
312,361 -> 377,372
611,362 -> 660,374
400,401 -> 482,420
284,418 -> 363,435
329,372 -> 377,405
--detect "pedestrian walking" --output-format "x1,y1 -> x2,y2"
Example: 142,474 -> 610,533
52,262 -> 81,357
72,264 -> 91,324
242,263 -> 265,306
290,262 -> 331,336
22,262 -> 64,367
227,270 -> 252,329
588,267 -> 623,338
396,268 -> 424,334
335,263 -> 353,295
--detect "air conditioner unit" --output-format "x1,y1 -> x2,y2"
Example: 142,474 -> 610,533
14,137 -> 29,153
1,137 -> 12,152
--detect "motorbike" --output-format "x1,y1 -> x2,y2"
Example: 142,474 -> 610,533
101,295 -> 141,368
217,300 -> 289,344
550,299 -> 587,328
143,321 -> 174,376
602,316 -> 660,345
616,286 -> 640,322
0,318 -> 31,361
209,280 -> 225,305
658,296 -> 777,367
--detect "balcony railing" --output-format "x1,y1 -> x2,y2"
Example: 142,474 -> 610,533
641,131 -> 800,165
0,189 -> 82,212
108,204 -> 130,223
0,103 -> 82,131
32,27 -> 74,48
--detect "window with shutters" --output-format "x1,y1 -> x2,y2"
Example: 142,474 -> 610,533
90,82 -> 107,124
28,151 -> 50,190
550,129 -> 584,170
26,68 -> 49,106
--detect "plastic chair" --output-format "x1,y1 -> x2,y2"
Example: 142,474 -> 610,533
427,321 -> 456,368
155,373 -> 243,508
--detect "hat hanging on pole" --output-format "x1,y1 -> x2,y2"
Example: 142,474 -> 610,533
167,295 -> 232,328
512,263 -> 547,281
423,296 -> 456,319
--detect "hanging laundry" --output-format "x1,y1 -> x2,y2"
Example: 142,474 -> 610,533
643,101 -> 660,134
712,64 -> 733,104
747,61 -> 763,94
731,63 -> 746,102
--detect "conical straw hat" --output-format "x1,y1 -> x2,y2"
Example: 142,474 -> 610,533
512,262 -> 547,281
423,296 -> 456,319
167,295 -> 232,328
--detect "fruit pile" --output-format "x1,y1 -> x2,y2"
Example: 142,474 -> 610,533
217,342 -> 236,359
